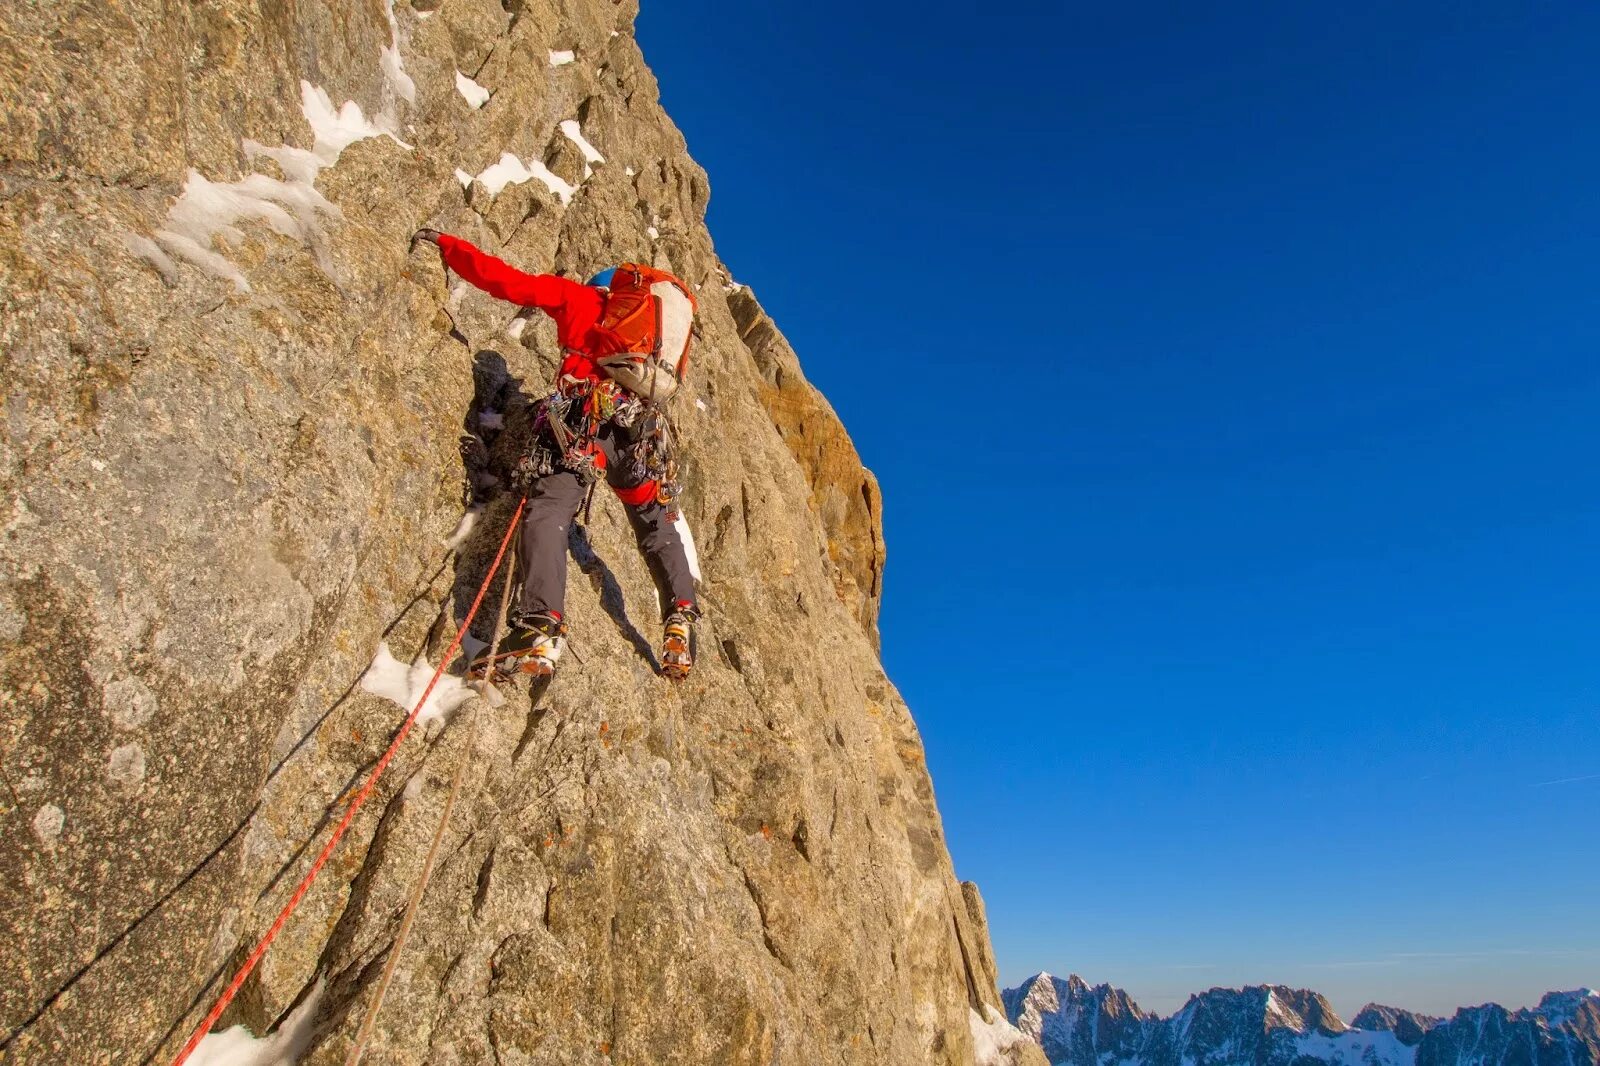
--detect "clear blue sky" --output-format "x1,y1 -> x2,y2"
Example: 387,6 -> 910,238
637,2 -> 1599,1019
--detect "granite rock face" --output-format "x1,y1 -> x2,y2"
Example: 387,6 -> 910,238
0,2 -> 1037,1062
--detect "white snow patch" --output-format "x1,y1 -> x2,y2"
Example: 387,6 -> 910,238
416,7 -> 433,17
505,316 -> 529,340
694,398 -> 708,412
151,225 -> 249,291
454,70 -> 490,109
133,81 -> 411,291
969,1005 -> 1032,1066
477,410 -> 504,430
441,508 -> 480,551
32,803 -> 64,845
402,773 -> 424,802
646,226 -> 659,239
473,152 -> 574,203
624,165 -> 635,177
361,642 -> 475,734
379,0 -> 416,105
673,512 -> 702,582
163,168 -> 337,257
723,280 -> 745,293
244,139 -> 322,185
558,119 -> 604,178
122,233 -> 178,285
300,82 -> 410,162
454,167 -> 474,189
549,49 -> 575,66
189,980 -> 324,1066
1294,1029 -> 1411,1066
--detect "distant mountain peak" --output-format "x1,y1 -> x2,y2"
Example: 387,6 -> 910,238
1353,1004 -> 1443,1046
1003,972 -> 1599,1066
1534,988 -> 1600,1027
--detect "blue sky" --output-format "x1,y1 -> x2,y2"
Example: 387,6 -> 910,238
637,2 -> 1599,1018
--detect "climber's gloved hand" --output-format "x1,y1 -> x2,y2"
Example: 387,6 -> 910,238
410,227 -> 443,252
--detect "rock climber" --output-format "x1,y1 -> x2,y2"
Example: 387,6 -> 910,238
411,228 -> 700,681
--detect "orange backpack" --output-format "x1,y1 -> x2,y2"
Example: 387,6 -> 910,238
590,263 -> 698,403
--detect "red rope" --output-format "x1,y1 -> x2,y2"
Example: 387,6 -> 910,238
171,498 -> 527,1066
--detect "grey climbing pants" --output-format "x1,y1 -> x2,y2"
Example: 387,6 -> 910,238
513,417 -> 697,626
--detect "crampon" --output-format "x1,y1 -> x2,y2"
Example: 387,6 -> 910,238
468,614 -> 564,683
659,605 -> 696,681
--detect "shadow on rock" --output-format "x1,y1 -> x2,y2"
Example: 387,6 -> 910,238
568,523 -> 657,670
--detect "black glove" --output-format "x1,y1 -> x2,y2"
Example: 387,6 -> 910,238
410,227 -> 443,251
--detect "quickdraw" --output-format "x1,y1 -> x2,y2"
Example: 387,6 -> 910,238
629,409 -> 682,514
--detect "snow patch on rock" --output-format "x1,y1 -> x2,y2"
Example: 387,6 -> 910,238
300,82 -> 410,162
559,119 -> 605,170
361,642 -> 475,734
189,980 -> 324,1066
379,0 -> 416,105
549,49 -> 575,66
473,152 -> 576,203
441,508 -> 480,551
135,81 -> 409,291
970,1005 -> 1033,1066
455,70 -> 490,109
123,233 -> 179,285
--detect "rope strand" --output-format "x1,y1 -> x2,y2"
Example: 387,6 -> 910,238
170,497 -> 527,1066
344,505 -> 523,1065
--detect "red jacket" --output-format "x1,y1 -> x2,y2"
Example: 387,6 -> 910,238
436,234 -> 608,384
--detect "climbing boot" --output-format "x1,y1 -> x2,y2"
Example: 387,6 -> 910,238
470,611 -> 565,682
660,601 -> 698,681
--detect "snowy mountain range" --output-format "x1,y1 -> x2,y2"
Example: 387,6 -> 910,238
1002,973 -> 1600,1066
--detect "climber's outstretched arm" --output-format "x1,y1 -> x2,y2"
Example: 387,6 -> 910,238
421,232 -> 602,320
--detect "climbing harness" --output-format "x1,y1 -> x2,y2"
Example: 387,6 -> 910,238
344,506 -> 524,1065
170,498 -> 527,1066
510,377 -> 681,517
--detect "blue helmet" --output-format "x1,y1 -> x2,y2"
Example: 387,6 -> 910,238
587,267 -> 618,289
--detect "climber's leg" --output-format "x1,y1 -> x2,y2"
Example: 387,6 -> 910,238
513,468 -> 587,624
597,418 -> 699,618
620,496 -> 699,617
